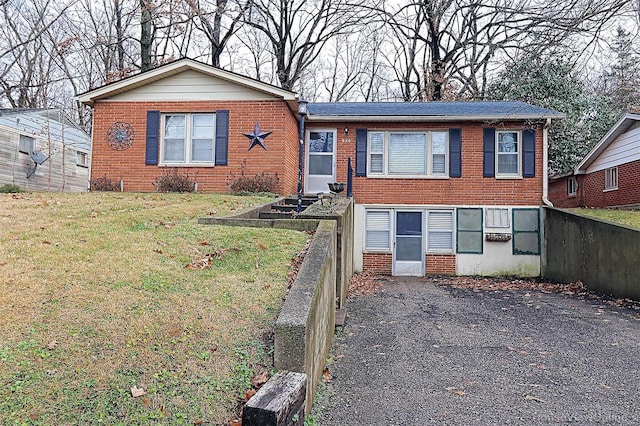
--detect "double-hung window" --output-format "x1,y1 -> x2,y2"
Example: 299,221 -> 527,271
568,176 -> 577,196
427,210 -> 454,252
365,210 -> 391,250
604,167 -> 618,191
162,113 -> 215,165
496,131 -> 521,176
368,131 -> 448,177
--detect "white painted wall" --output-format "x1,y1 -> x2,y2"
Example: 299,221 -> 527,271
354,203 -> 541,277
109,69 -> 279,102
587,126 -> 640,173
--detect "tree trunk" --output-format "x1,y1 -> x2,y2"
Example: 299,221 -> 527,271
140,0 -> 153,72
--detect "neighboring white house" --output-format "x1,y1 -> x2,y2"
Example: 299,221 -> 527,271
0,109 -> 91,192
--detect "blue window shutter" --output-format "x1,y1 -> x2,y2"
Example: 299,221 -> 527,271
215,110 -> 229,166
523,128 -> 536,177
355,128 -> 367,176
449,128 -> 462,178
145,110 -> 160,165
483,127 -> 495,177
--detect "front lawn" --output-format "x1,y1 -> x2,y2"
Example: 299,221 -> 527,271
0,192 -> 310,425
569,208 -> 640,229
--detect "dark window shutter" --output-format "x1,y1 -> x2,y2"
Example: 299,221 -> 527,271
215,110 -> 229,166
522,128 -> 536,177
449,128 -> 462,178
145,110 -> 160,165
355,128 -> 367,176
483,127 -> 495,177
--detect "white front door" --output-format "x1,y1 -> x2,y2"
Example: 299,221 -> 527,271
305,129 -> 336,194
393,210 -> 425,276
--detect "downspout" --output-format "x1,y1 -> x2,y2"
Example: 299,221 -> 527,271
542,118 -> 553,207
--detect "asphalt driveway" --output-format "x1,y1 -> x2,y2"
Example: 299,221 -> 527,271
315,276 -> 640,425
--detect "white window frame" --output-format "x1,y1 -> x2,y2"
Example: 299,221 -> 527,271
18,135 -> 35,154
365,209 -> 392,251
160,113 -> 216,166
367,131 -> 449,178
496,130 -> 522,177
426,210 -> 454,253
567,176 -> 577,196
485,208 -> 510,228
76,151 -> 89,168
604,167 -> 618,191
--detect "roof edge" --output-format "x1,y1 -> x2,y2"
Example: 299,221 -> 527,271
306,113 -> 565,122
575,112 -> 640,172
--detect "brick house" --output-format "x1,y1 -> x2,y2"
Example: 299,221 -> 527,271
549,113 -> 640,208
79,58 -> 565,277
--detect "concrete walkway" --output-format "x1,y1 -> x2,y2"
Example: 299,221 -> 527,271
315,277 -> 640,425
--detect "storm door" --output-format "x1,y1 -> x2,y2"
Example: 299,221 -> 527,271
305,129 -> 337,194
393,211 -> 424,276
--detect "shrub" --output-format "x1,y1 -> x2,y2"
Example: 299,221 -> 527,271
90,176 -> 121,191
227,160 -> 279,195
153,169 -> 196,193
0,183 -> 23,193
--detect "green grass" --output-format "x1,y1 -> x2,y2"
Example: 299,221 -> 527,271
0,192 -> 310,425
569,208 -> 640,229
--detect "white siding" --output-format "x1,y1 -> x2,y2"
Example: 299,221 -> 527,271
586,127 -> 640,173
108,69 -> 280,102
0,124 -> 89,192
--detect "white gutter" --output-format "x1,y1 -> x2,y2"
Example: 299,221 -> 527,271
542,118 -> 553,207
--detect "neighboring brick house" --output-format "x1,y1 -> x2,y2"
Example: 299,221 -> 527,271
79,58 -> 565,277
549,113 -> 640,208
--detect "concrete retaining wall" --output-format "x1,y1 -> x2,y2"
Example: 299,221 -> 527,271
542,207 -> 640,300
274,220 -> 336,414
299,198 -> 354,308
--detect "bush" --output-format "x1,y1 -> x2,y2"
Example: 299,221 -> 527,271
90,176 -> 121,191
227,160 -> 279,195
0,183 -> 23,193
153,169 -> 196,193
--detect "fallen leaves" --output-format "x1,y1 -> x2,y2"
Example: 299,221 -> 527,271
322,366 -> 332,383
348,272 -> 384,296
184,248 -> 235,270
524,394 -> 546,403
250,371 -> 269,388
47,340 -> 57,350
131,385 -> 146,398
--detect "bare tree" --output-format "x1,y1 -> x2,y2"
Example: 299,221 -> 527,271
242,0 -> 375,91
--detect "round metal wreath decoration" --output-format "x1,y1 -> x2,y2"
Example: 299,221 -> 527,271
107,122 -> 134,151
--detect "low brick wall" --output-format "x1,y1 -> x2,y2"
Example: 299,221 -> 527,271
543,207 -> 640,300
274,220 -> 336,414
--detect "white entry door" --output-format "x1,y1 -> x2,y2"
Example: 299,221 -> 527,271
393,211 -> 425,276
305,129 -> 336,194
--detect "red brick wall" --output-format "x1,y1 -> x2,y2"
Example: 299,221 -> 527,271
91,100 -> 299,194
548,176 -> 582,208
426,254 -> 456,274
362,253 -> 456,275
363,253 -> 392,274
318,121 -> 544,206
582,160 -> 640,207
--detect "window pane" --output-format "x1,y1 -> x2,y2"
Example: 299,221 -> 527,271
428,211 -> 453,251
458,231 -> 483,253
498,132 -> 518,152
192,139 -> 213,162
192,114 -> 214,139
308,155 -> 332,175
498,153 -> 518,174
514,233 -> 539,255
513,209 -> 539,232
396,212 -> 422,236
396,236 -> 422,261
432,154 -> 446,174
309,132 -> 333,153
432,132 -> 447,154
389,133 -> 426,174
164,139 -> 185,162
366,211 -> 390,250
370,154 -> 383,173
429,232 -> 453,250
458,208 -> 482,231
485,208 -> 509,228
165,115 -> 185,138
370,132 -> 384,153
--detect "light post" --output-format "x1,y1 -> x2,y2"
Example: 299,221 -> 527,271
297,98 -> 308,213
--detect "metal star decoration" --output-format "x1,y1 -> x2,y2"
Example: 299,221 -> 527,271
243,122 -> 272,151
